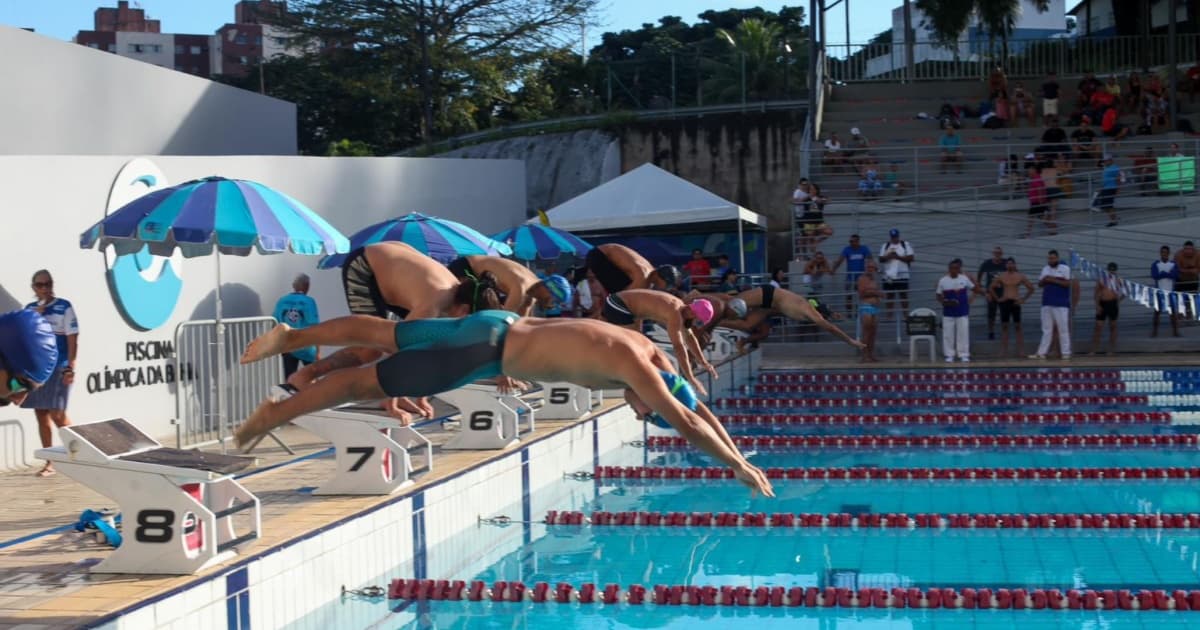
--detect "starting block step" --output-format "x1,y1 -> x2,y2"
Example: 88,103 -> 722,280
438,383 -> 535,450
37,418 -> 261,575
292,405 -> 432,495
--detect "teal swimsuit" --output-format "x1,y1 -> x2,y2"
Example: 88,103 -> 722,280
375,310 -> 517,397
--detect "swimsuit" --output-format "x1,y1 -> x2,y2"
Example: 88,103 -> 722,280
587,247 -> 632,294
760,284 -> 775,310
1097,299 -> 1119,321
375,310 -> 517,397
601,294 -> 637,326
342,248 -> 411,320
999,299 -> 1022,323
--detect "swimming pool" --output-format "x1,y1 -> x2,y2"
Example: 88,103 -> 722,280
295,367 -> 1200,628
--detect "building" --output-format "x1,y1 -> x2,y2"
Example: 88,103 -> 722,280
1067,0 -> 1192,38
73,0 -> 294,79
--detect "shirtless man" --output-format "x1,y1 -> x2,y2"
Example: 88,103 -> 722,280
298,242 -> 501,421
727,285 -> 866,352
237,313 -> 774,497
1089,262 -> 1123,354
586,243 -> 682,294
856,260 -> 883,362
987,258 -> 1035,357
601,289 -> 718,394
447,255 -> 571,316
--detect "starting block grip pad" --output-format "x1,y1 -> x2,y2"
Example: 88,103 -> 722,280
292,405 -> 432,495
36,418 -> 261,575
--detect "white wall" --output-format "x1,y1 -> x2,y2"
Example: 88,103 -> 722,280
0,154 -> 526,470
0,25 -> 296,156
114,31 -> 174,70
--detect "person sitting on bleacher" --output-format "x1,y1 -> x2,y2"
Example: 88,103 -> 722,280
847,128 -> 871,168
858,166 -> 883,197
823,133 -> 845,172
1071,117 -> 1099,163
938,127 -> 963,173
1077,72 -> 1101,111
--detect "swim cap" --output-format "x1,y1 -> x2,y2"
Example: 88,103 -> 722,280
0,310 -> 58,385
728,298 -> 748,319
689,299 -> 714,325
542,274 -> 572,306
654,265 -> 681,288
643,370 -> 699,429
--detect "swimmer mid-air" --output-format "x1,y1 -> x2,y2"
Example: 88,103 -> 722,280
446,255 -> 572,316
238,312 -> 774,496
600,289 -> 718,395
718,286 -> 865,352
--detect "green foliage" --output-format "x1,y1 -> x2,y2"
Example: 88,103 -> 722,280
326,138 -> 374,156
914,0 -> 1050,56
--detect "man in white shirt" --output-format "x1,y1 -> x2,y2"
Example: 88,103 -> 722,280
935,259 -> 976,362
879,228 -> 915,317
1151,245 -> 1180,337
1032,250 -> 1073,360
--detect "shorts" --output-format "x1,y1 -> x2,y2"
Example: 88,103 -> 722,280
342,248 -> 411,320
1043,98 -> 1058,116
1178,278 -> 1199,293
1029,204 -> 1047,216
859,304 -> 879,317
1095,188 -> 1116,210
375,310 -> 516,397
999,299 -> 1021,324
761,284 -> 775,310
1045,187 -> 1063,201
882,279 -> 909,293
1096,299 -> 1119,321
20,367 -> 70,410
446,256 -> 473,279
802,222 -> 828,235
601,293 -> 637,326
586,247 -> 632,294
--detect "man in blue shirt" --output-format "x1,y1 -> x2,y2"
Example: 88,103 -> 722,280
1096,155 -> 1122,227
1032,250 -> 1072,360
831,234 -> 872,313
273,274 -> 320,378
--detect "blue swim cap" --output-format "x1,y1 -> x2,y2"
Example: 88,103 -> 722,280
0,310 -> 58,385
643,370 -> 699,428
543,274 -> 572,306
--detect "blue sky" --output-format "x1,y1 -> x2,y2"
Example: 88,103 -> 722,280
0,1 -> 893,45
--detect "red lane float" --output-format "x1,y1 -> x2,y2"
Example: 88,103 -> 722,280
752,381 -> 1126,395
714,395 -> 1149,409
645,434 -> 1198,450
758,370 -> 1122,384
387,578 -> 1200,611
544,510 -> 1200,530
716,411 -> 1171,426
592,465 -> 1200,481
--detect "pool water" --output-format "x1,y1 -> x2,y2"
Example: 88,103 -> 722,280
292,367 -> 1200,629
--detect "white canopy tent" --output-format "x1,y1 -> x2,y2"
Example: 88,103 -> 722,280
543,163 -> 768,272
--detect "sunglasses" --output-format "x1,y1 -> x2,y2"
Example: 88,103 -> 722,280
32,281 -> 52,289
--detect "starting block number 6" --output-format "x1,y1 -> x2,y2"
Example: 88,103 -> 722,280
469,411 -> 495,431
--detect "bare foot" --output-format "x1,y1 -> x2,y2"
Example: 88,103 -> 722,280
234,400 -> 278,451
241,323 -> 292,364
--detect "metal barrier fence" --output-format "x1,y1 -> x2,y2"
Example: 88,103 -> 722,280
826,34 -> 1200,83
174,316 -> 286,451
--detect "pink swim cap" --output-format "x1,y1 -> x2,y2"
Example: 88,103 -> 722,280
689,299 -> 715,325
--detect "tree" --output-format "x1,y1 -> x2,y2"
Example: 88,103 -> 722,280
914,0 -> 1050,61
709,18 -> 786,101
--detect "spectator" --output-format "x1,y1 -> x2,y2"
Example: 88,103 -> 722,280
24,270 -> 78,478
936,258 -> 975,362
717,269 -> 740,294
1169,142 -> 1185,157
1175,240 -> 1199,294
1053,153 -> 1074,198
1012,81 -> 1035,126
1133,147 -> 1158,195
1096,155 -> 1123,227
797,183 -> 833,255
1041,157 -> 1062,232
769,268 -> 787,289
1101,106 -> 1130,140
847,127 -> 871,167
1040,118 -> 1069,160
1088,262 -> 1123,354
1041,70 -> 1060,124
682,249 -> 712,290
1144,72 -> 1168,128
938,127 -> 963,173
1024,161 -> 1052,238
1105,75 -> 1121,99
1152,245 -> 1181,337
1071,117 -> 1099,163
988,65 -> 1008,101
1031,250 -> 1072,360
937,102 -> 961,129
792,178 -> 813,216
858,166 -> 883,197
977,247 -> 1008,340
993,88 -> 1011,126
272,273 -> 321,379
1126,72 -> 1143,113
989,257 -> 1035,358
804,251 -> 831,297
1077,71 -> 1101,110
857,260 -> 883,363
823,133 -> 845,171
832,234 -> 872,313
575,268 -> 606,319
884,163 -> 905,196
712,254 -> 731,281
879,228 -> 915,317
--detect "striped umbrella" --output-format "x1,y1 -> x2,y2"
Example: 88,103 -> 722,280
80,176 -> 348,257
317,212 -> 512,269
490,224 -> 593,261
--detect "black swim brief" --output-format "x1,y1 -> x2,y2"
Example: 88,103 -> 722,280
586,247 -> 632,294
761,284 -> 775,310
341,248 -> 411,320
602,293 -> 637,326
1096,299 -> 1119,321
999,299 -> 1021,323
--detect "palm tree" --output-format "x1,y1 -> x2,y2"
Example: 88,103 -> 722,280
706,18 -> 788,102
914,0 -> 1051,62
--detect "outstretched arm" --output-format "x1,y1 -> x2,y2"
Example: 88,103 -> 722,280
780,301 -> 865,349
666,316 -> 704,395
684,327 -> 718,381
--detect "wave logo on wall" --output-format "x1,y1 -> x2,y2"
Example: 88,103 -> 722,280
103,158 -> 183,331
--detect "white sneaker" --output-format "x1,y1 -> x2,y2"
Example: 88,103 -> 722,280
960,357 -> 971,363
945,357 -> 955,363
1028,354 -> 1046,360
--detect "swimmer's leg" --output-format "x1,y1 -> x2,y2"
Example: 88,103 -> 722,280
242,315 -> 399,364
235,364 -> 386,450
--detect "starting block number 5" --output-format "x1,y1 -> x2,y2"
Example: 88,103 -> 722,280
538,382 -> 594,420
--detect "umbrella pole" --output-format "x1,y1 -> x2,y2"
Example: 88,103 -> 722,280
215,253 -> 226,453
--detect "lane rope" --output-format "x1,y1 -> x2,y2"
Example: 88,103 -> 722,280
542,510 -> 1200,530
591,465 -> 1200,482
645,434 -> 1198,450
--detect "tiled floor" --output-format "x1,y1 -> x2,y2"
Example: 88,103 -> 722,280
0,398 -> 622,629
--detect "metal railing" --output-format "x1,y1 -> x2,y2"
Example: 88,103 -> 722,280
827,34 -> 1200,83
174,316 -> 286,450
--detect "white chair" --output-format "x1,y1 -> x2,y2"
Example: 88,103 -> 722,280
906,307 -> 938,363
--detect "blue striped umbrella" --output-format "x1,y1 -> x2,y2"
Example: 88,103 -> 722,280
317,212 -> 512,269
80,176 -> 348,257
490,224 -> 593,261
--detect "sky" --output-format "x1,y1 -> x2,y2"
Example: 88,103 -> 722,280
0,0 -> 893,47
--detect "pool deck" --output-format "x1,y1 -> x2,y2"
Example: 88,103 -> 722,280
0,397 -> 624,629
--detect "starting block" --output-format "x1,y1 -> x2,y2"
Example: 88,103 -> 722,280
438,383 -> 535,450
536,382 -> 598,420
292,406 -> 432,495
36,419 -> 260,575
